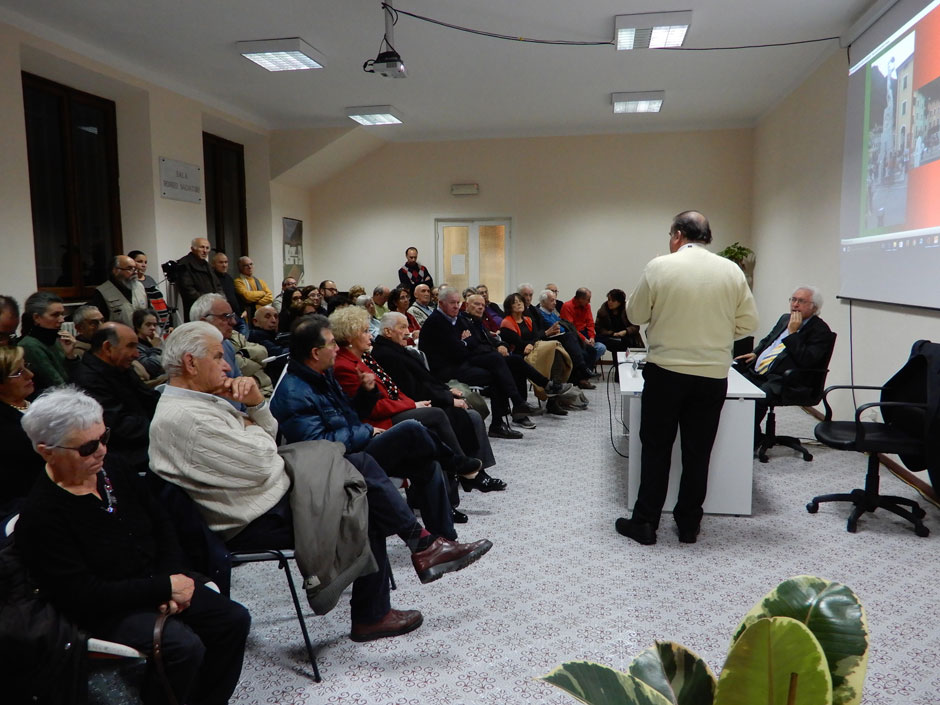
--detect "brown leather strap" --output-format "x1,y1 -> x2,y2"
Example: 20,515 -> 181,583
152,611 -> 179,705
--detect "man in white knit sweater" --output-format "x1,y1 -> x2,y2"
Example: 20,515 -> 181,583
616,211 -> 758,546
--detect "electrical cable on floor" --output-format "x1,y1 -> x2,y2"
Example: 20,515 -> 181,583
605,361 -> 629,458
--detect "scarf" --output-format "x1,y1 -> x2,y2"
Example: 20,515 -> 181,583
361,351 -> 400,400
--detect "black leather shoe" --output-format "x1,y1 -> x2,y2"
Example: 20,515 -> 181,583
452,508 -> 469,523
576,379 -> 596,390
459,469 -> 506,492
448,456 -> 483,477
678,525 -> 700,544
488,423 -> 523,439
615,517 -> 657,545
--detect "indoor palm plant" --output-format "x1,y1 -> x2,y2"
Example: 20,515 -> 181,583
541,575 -> 868,705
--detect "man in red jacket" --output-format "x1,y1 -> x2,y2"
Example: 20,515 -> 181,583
561,288 -> 606,368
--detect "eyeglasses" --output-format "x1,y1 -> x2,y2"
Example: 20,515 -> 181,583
52,428 -> 111,457
7,362 -> 32,378
789,297 -> 812,305
116,266 -> 137,272
316,340 -> 339,350
323,288 -> 338,293
207,312 -> 238,321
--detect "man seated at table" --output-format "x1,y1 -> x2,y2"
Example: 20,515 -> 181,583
734,285 -> 833,445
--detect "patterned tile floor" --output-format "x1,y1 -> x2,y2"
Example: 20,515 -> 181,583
231,376 -> 940,704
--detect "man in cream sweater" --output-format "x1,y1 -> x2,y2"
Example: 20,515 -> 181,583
616,211 -> 758,546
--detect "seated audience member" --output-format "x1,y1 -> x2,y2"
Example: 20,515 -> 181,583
355,295 -> 383,339
278,287 -> 307,333
476,284 -> 503,332
271,315 -> 470,539
151,322 -> 490,642
531,286 -> 595,389
71,322 -> 160,474
545,283 -> 564,312
129,249 -> 173,330
89,255 -> 148,326
463,294 -> 568,428
0,345 -> 43,518
499,293 -> 573,415
330,306 -> 504,498
134,308 -> 166,382
348,284 -> 366,300
372,286 -> 391,318
272,275 -> 298,313
398,246 -> 434,293
561,287 -> 606,366
248,305 -> 288,358
0,295 -> 21,347
387,286 -> 421,343
419,287 -> 542,439
734,285 -> 833,444
408,283 -> 435,327
71,304 -> 105,358
18,292 -> 77,396
373,312 -> 498,475
210,251 -> 248,334
430,286 -> 440,309
307,287 -> 326,315
595,288 -> 644,353
177,237 -> 221,322
318,280 -> 339,308
326,292 -> 352,315
16,386 -> 250,704
233,256 -> 274,324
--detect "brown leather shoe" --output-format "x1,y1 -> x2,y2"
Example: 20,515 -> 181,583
350,608 -> 423,642
412,537 -> 493,584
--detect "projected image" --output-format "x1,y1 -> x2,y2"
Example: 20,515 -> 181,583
864,32 -> 914,230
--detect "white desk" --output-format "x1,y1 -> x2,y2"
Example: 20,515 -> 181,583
618,351 -> 764,516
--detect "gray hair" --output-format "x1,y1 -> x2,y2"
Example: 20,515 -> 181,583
72,304 -> 101,326
22,385 -> 103,450
461,287 -> 477,300
190,293 -> 226,322
538,289 -> 555,306
517,282 -> 534,294
163,321 -> 222,379
191,237 -> 206,248
794,285 -> 823,312
372,285 -> 388,297
438,286 -> 460,302
380,311 -> 406,334
355,294 -> 371,307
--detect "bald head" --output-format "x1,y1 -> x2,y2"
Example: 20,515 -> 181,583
253,305 -> 278,332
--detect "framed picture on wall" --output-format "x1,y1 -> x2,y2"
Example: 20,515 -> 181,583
283,217 -> 304,283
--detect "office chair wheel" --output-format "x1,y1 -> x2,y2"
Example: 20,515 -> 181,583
846,518 -> 858,533
915,524 -> 930,537
802,451 -> 813,461
806,501 -> 819,513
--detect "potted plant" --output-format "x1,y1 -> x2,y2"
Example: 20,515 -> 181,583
541,575 -> 868,705
717,242 -> 755,289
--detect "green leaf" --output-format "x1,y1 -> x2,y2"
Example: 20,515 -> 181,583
540,660 -> 674,705
731,576 -> 868,705
716,617 -> 832,705
628,641 -> 717,705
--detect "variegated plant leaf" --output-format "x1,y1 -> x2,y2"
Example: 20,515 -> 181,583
627,641 -> 717,705
731,575 -> 868,705
716,616 -> 832,705
541,660 -> 673,705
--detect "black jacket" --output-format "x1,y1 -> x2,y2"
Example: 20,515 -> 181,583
371,335 -> 454,408
0,403 -> 45,518
743,314 -> 834,401
418,309 -> 474,379
71,353 -> 160,471
176,252 -> 221,321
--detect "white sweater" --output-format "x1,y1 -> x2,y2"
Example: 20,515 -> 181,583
149,386 -> 291,540
628,244 -> 759,379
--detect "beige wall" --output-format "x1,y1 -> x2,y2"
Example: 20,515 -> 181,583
753,51 -> 940,412
307,129 -> 755,302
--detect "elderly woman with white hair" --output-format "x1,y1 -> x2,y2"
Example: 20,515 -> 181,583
371,311 -> 498,471
15,385 -> 250,705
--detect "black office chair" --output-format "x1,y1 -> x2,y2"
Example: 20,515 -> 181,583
806,340 -> 940,537
757,333 -> 837,463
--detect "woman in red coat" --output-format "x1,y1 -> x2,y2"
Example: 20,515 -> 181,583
329,306 -> 505,498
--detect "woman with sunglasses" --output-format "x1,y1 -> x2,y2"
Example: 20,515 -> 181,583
18,291 -> 77,397
15,386 -> 250,705
0,346 -> 42,518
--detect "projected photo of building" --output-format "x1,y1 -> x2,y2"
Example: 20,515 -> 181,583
864,32 -> 915,231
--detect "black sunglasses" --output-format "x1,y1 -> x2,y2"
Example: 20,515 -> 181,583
52,428 -> 111,457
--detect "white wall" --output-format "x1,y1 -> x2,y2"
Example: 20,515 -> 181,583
306,129 -> 755,302
753,51 -> 940,409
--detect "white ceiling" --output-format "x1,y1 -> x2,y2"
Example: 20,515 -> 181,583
0,0 -> 877,142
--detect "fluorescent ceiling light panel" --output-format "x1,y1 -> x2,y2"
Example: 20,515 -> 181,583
615,11 -> 691,50
612,91 -> 665,113
238,38 -> 325,71
345,106 -> 403,125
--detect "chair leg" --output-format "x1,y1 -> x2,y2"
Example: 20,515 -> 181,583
806,453 -> 929,536
272,550 -> 322,682
758,407 -> 812,462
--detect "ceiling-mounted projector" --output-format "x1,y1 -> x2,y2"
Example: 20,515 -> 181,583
365,50 -> 407,78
